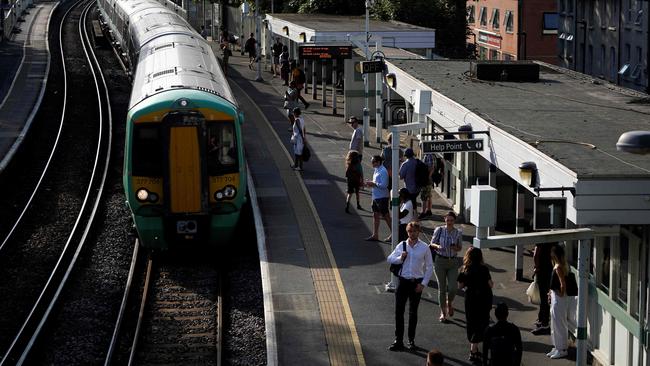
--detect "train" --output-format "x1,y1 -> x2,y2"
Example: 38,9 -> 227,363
97,0 -> 246,249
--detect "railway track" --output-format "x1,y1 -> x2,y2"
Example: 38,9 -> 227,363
105,250 -> 224,365
0,0 -> 113,363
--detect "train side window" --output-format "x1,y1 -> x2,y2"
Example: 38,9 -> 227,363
207,122 -> 237,175
132,125 -> 163,176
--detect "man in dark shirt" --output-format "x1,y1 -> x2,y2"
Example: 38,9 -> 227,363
483,302 -> 522,366
532,242 -> 553,335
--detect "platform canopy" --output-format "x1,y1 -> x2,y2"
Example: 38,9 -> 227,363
265,13 -> 435,50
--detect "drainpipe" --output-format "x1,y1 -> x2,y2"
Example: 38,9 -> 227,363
517,0 -> 522,59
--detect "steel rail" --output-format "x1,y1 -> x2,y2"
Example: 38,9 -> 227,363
1,0 -> 113,363
103,239 -> 139,366
127,254 -> 153,366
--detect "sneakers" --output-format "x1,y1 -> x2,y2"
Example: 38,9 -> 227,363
531,325 -> 551,335
406,340 -> 416,351
548,349 -> 568,359
545,348 -> 557,357
417,210 -> 433,220
388,340 -> 404,351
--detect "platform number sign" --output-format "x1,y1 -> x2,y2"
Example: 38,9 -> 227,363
533,197 -> 567,230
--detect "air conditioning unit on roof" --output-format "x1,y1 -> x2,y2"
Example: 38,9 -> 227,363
470,60 -> 539,82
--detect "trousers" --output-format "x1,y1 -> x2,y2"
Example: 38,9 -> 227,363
434,256 -> 458,309
395,277 -> 423,342
550,290 -> 574,350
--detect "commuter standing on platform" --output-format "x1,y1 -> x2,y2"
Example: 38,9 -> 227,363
483,302 -> 523,366
347,116 -> 363,162
387,221 -> 433,352
531,242 -> 553,335
271,38 -> 283,78
457,247 -> 493,363
418,152 -> 435,219
284,81 -> 299,128
429,211 -> 463,322
364,155 -> 391,242
398,188 -> 414,242
290,108 -> 306,171
279,46 -> 290,85
290,62 -> 309,109
344,150 -> 363,213
547,244 -> 571,359
399,148 -> 419,215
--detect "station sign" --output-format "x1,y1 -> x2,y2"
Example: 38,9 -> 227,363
298,45 -> 353,59
533,197 -> 567,230
422,139 -> 484,153
360,60 -> 384,74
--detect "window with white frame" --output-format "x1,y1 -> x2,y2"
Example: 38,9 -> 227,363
491,8 -> 500,29
480,7 -> 488,26
504,10 -> 514,33
468,5 -> 475,23
543,12 -> 559,34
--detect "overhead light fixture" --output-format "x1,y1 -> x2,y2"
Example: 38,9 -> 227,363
617,130 -> 650,155
299,32 -> 306,42
458,124 -> 473,139
519,161 -> 538,187
385,73 -> 396,88
282,26 -> 289,36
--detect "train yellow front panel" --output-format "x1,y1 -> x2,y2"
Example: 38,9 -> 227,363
169,126 -> 201,213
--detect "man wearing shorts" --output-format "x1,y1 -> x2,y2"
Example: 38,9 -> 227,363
271,38 -> 282,77
364,155 -> 391,242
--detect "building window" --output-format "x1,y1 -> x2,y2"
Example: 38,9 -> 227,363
543,12 -> 559,34
504,10 -> 514,33
599,45 -> 606,77
480,7 -> 488,27
587,44 -> 593,74
631,46 -> 643,80
479,46 -> 488,59
503,53 -> 514,61
468,5 -> 475,23
490,49 -> 499,60
491,8 -> 500,29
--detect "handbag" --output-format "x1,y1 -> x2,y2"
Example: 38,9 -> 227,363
566,272 -> 578,296
526,280 -> 541,305
302,144 -> 311,162
390,241 -> 408,277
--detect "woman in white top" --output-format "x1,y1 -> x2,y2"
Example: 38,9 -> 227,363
397,188 -> 414,242
429,211 -> 463,322
290,108 -> 306,171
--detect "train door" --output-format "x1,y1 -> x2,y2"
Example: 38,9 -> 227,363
163,112 -> 207,214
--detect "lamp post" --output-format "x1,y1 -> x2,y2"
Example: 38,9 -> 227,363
616,131 -> 650,155
363,0 -> 372,146
255,0 -> 262,81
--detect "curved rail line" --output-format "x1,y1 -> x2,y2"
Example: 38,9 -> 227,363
0,0 -> 113,363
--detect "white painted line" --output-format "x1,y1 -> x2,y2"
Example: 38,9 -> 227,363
246,164 -> 279,366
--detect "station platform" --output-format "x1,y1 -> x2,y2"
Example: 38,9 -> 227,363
0,1 -> 56,173
218,47 -> 580,366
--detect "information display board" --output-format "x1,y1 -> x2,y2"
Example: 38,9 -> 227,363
298,45 -> 353,59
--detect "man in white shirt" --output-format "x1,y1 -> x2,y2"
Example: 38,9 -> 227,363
347,116 -> 363,161
387,221 -> 434,351
364,155 -> 391,241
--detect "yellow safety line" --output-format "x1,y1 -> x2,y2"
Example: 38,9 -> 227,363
230,80 -> 366,366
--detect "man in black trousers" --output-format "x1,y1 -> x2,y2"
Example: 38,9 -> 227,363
386,221 -> 433,351
483,302 -> 522,366
532,242 -> 553,335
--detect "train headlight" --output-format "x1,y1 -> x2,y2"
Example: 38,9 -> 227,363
136,188 -> 149,202
179,99 -> 189,107
148,192 -> 159,203
223,185 -> 237,198
214,191 -> 224,200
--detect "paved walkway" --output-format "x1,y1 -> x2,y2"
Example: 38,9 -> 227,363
219,47 -> 581,365
0,1 -> 56,173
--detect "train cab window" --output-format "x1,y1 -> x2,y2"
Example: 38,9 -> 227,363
132,125 -> 164,176
207,122 -> 237,175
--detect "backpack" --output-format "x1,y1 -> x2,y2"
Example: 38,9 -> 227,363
415,159 -> 431,188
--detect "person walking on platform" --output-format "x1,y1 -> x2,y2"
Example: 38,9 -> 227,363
279,46 -> 290,85
429,211 -> 463,322
220,43 -> 232,76
290,108 -> 306,171
244,33 -> 257,69
483,302 -> 522,366
345,150 -> 363,213
531,242 -> 553,335
347,116 -> 363,162
418,152 -> 435,219
398,188 -> 414,242
387,221 -> 433,352
399,148 -> 419,215
271,38 -> 283,77
364,155 -> 391,241
457,246 -> 493,363
381,134 -> 403,191
284,81 -> 299,129
290,62 -> 309,109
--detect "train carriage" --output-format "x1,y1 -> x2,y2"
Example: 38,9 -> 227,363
98,0 -> 245,249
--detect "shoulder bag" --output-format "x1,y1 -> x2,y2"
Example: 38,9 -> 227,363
566,272 -> 578,296
390,241 -> 408,277
295,121 -> 311,162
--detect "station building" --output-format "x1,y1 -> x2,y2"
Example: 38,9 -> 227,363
382,59 -> 650,366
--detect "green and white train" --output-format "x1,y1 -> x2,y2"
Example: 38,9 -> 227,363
98,0 -> 246,249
